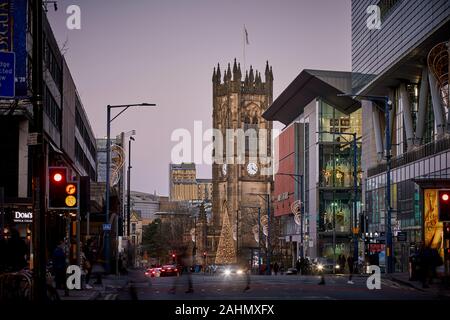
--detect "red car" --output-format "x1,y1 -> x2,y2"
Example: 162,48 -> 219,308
144,267 -> 161,277
160,264 -> 180,277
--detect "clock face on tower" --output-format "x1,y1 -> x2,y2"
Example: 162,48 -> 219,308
222,164 -> 227,176
247,162 -> 258,176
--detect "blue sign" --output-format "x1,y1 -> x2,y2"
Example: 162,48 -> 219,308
0,51 -> 15,98
103,223 -> 112,231
0,0 -> 27,97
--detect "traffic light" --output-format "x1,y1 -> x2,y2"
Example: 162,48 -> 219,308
48,167 -> 79,210
438,190 -> 450,221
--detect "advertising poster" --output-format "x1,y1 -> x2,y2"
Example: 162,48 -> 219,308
424,189 -> 444,259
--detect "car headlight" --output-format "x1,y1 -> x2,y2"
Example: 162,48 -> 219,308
335,265 -> 340,269
237,269 -> 243,275
317,264 -> 323,271
224,269 -> 231,276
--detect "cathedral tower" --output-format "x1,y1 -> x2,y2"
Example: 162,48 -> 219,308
212,59 -> 273,263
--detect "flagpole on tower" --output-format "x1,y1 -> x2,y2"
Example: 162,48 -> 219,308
243,25 -> 249,72
243,25 -> 246,72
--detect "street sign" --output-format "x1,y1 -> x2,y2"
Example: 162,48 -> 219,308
0,51 -> 15,98
397,231 -> 407,242
103,223 -> 111,231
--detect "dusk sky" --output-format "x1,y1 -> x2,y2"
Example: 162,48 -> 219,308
47,0 -> 352,196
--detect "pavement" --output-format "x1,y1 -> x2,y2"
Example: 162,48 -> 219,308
59,273 -> 130,301
388,272 -> 450,299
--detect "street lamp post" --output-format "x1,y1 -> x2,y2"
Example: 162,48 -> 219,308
127,136 -> 135,237
105,103 -> 156,273
248,193 -> 271,275
338,94 -> 393,273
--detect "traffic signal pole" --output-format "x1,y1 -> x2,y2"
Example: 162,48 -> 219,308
31,0 -> 48,302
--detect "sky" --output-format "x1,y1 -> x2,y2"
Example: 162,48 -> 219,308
46,0 -> 352,196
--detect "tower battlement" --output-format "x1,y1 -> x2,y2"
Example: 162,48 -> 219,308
212,59 -> 273,96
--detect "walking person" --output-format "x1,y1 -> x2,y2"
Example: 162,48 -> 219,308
169,246 -> 193,294
296,259 -> 301,275
6,228 -> 28,272
347,255 -> 354,284
273,262 -> 279,276
52,240 -> 67,290
243,263 -> 251,292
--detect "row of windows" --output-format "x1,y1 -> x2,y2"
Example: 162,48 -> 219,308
367,151 -> 450,190
75,139 -> 96,181
43,34 -> 62,91
75,104 -> 96,160
44,86 -> 61,130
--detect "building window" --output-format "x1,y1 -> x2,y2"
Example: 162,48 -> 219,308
44,86 -> 61,130
131,223 -> 136,234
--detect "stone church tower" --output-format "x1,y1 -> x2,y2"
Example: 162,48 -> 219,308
212,59 -> 273,262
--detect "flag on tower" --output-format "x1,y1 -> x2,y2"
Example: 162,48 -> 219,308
244,26 -> 249,45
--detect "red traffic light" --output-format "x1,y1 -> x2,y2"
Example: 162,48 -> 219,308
442,193 -> 450,202
53,173 -> 63,182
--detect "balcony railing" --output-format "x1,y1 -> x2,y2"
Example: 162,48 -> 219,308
368,136 -> 450,177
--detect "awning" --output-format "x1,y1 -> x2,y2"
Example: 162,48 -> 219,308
263,69 -> 360,126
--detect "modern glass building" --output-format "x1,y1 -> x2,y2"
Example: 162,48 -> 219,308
264,70 -> 362,260
352,0 -> 450,272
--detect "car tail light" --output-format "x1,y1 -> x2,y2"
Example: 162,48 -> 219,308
174,269 -> 178,272
145,272 -> 148,275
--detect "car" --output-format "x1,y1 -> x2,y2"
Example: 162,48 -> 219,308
216,264 -> 246,277
286,268 -> 298,275
144,267 -> 161,277
159,264 -> 180,277
312,258 -> 339,274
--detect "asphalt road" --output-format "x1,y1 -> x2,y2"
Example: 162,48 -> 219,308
114,269 -> 437,300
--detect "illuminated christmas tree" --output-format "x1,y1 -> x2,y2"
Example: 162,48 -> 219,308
215,211 -> 236,264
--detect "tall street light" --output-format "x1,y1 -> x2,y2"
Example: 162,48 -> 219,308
338,94 -> 393,273
105,103 -> 156,273
127,135 -> 136,237
249,192 -> 271,275
241,204 -> 262,274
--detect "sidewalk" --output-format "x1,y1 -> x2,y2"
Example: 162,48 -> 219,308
388,272 -> 450,298
59,272 -> 130,301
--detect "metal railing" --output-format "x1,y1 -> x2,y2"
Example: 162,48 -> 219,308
368,136 -> 450,177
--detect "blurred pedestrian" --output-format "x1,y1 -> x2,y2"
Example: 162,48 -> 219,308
296,259 -> 301,275
273,262 -> 279,275
347,255 -> 354,284
169,246 -> 193,294
52,240 -> 67,290
243,263 -> 251,292
6,228 -> 28,272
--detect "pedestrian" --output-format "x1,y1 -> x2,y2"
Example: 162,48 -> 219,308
339,254 -> 346,272
347,255 -> 354,284
296,259 -> 301,275
273,262 -> 279,275
169,246 -> 193,294
243,263 -> 251,292
280,262 -> 285,275
6,228 -> 28,272
52,240 -> 67,290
